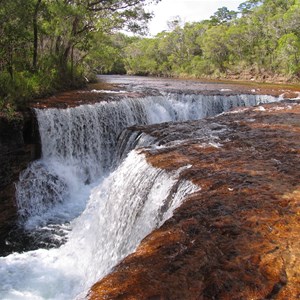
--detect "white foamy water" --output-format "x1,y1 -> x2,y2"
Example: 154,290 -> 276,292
16,93 -> 279,228
0,151 -> 198,300
1,93 -> 281,299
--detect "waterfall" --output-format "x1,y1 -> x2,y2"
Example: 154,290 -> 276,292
16,93 -> 279,229
0,151 -> 198,300
1,92 -> 280,299
34,93 -> 276,180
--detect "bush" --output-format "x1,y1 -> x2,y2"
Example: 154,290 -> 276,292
0,61 -> 89,114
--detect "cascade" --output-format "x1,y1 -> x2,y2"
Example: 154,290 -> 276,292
0,151 -> 198,300
16,93 -> 279,229
0,92 -> 280,299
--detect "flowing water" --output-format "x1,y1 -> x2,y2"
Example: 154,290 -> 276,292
0,92 -> 280,299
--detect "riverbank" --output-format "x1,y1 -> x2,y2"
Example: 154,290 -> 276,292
89,100 -> 300,299
28,75 -> 300,109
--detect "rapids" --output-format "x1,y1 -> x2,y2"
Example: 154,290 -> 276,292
1,151 -> 197,300
0,92 -> 280,299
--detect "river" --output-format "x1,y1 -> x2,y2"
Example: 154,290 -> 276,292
0,76 -> 284,299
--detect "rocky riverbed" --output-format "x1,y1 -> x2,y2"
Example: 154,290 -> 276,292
0,76 -> 299,298
89,100 -> 300,299
32,75 -> 300,109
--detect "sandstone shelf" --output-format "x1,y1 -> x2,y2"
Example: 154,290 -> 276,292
89,100 -> 300,300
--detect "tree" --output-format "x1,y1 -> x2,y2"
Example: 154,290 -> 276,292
167,16 -> 183,32
202,25 -> 230,73
276,33 -> 300,76
283,0 -> 300,34
210,7 -> 237,25
238,0 -> 263,15
120,0 -> 300,80
0,0 -> 161,111
125,37 -> 160,75
32,0 -> 42,71
0,0 -> 33,77
40,0 -> 157,76
86,32 -> 132,74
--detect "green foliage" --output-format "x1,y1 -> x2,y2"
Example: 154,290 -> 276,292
1,0 -> 299,110
85,32 -> 132,75
202,25 -> 230,73
125,38 -> 160,75
210,7 -> 237,25
0,0 -> 159,112
276,33 -> 300,76
122,0 -> 300,81
238,1 -> 262,15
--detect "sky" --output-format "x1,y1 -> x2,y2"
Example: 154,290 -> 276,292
146,0 -> 243,36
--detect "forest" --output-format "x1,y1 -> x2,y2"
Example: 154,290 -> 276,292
1,0 -> 300,114
122,0 -> 300,79
0,0 -> 156,113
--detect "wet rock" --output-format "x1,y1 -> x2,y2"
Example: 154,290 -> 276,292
31,75 -> 300,109
89,101 -> 300,299
0,111 -> 40,255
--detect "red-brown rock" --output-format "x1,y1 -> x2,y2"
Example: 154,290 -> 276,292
89,101 -> 300,300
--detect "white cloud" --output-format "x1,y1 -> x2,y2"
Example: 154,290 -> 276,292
146,0 -> 242,36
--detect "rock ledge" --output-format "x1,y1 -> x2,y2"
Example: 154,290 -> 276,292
89,101 -> 300,300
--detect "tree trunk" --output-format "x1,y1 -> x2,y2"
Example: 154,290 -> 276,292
32,0 -> 42,71
70,45 -> 74,81
8,42 -> 13,79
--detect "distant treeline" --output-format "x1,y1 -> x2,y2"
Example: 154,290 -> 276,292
101,0 -> 300,81
1,0 -> 299,115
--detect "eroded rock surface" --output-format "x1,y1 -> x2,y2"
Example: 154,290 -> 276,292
0,112 -> 40,255
89,101 -> 300,299
32,75 -> 300,109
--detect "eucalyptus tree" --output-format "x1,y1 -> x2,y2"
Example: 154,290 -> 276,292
276,33 -> 300,76
86,32 -> 135,74
209,6 -> 237,25
238,0 -> 263,15
0,0 -> 36,109
0,0 -> 34,77
121,0 -> 300,80
0,0 -> 160,110
33,0 -> 158,77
